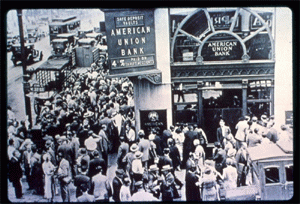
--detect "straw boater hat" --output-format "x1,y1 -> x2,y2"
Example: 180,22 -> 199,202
135,151 -> 143,159
135,181 -> 143,188
149,164 -> 159,172
161,164 -> 172,171
44,101 -> 52,106
130,143 -> 139,152
84,112 -> 94,118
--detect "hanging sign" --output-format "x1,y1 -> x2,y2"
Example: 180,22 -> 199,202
103,9 -> 156,75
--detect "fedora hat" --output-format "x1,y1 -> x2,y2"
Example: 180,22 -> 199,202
149,164 -> 159,172
135,151 -> 143,159
161,164 -> 172,171
130,143 -> 139,152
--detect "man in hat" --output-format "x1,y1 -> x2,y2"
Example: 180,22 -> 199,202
130,180 -> 159,201
147,164 -> 162,199
137,129 -> 151,169
186,163 -> 201,201
73,164 -> 90,198
265,120 -> 279,144
182,125 -> 198,168
160,164 -> 175,201
88,150 -> 106,178
235,116 -> 250,151
122,143 -> 139,180
76,148 -> 90,176
167,138 -> 181,172
8,150 -> 23,199
158,148 -> 173,172
213,141 -> 227,175
56,151 -> 72,202
89,165 -> 112,202
112,169 -> 125,202
131,151 -> 144,193
158,148 -> 182,198
117,136 -> 129,171
78,119 -> 90,148
235,142 -> 249,187
57,136 -> 74,177
98,124 -> 110,171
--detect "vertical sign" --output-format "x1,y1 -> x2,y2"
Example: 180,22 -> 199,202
104,9 -> 156,75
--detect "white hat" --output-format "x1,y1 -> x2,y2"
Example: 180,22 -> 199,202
44,101 -> 52,106
161,164 -> 172,171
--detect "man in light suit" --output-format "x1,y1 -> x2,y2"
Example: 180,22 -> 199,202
216,119 -> 231,148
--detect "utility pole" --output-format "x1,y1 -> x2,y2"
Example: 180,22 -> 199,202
17,9 -> 32,128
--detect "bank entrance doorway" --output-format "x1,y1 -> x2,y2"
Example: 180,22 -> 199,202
173,80 -> 273,144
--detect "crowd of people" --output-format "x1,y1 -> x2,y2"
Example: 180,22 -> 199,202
7,59 -> 293,202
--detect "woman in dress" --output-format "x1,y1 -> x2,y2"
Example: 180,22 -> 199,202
42,153 -> 56,202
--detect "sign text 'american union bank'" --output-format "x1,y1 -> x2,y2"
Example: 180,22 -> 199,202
104,9 -> 156,74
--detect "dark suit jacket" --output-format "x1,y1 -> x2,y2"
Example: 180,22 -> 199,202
169,146 -> 181,169
158,155 -> 173,171
88,157 -> 106,178
74,174 -> 90,197
186,170 -> 201,201
217,126 -> 231,147
112,176 -> 123,202
9,157 -> 23,182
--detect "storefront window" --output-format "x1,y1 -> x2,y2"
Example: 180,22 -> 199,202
247,102 -> 270,118
248,80 -> 272,100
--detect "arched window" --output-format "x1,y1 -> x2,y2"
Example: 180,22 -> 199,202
170,8 -> 274,64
